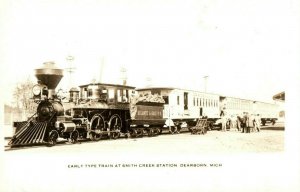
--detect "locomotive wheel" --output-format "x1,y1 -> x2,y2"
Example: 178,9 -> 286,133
89,131 -> 103,141
90,114 -> 105,141
48,130 -> 59,146
69,130 -> 79,143
109,114 -> 122,139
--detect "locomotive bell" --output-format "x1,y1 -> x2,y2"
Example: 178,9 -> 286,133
35,61 -> 63,99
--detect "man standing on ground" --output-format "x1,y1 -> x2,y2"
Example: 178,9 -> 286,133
254,114 -> 261,132
220,108 -> 227,132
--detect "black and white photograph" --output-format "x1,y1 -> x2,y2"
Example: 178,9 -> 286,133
1,0 -> 300,191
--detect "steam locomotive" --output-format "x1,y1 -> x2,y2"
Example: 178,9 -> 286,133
9,62 -> 167,147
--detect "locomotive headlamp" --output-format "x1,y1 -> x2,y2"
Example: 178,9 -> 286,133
32,85 -> 41,96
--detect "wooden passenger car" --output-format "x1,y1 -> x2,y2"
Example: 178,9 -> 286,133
220,96 -> 279,126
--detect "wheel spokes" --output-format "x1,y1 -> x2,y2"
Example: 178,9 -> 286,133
97,117 -> 100,126
90,114 -> 105,141
109,115 -> 122,139
110,115 -> 122,131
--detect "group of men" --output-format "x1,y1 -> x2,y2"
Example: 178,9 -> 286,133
220,110 -> 261,133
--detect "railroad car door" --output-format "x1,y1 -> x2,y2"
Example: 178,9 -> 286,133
184,92 -> 188,110
200,107 -> 203,116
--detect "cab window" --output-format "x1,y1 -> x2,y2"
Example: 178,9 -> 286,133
108,89 -> 115,103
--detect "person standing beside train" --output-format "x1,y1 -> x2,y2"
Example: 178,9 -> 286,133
230,115 -> 237,131
236,114 -> 242,131
245,112 -> 250,133
241,112 -> 248,133
249,114 -> 255,132
254,114 -> 261,132
220,108 -> 227,132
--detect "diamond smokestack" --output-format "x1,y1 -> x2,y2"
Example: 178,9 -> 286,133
35,61 -> 63,98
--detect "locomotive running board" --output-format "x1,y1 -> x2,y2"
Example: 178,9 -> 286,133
8,122 -> 48,147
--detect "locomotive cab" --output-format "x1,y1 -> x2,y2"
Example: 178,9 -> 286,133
79,83 -> 135,104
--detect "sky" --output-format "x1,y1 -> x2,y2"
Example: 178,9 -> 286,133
0,0 -> 299,105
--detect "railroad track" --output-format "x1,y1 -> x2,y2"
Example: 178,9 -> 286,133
4,129 -> 193,152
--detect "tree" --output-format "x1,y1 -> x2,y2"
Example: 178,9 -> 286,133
13,77 -> 37,118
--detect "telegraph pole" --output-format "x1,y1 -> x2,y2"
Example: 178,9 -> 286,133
65,55 -> 76,90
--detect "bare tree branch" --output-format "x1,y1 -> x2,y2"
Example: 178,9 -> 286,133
13,77 -> 37,117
